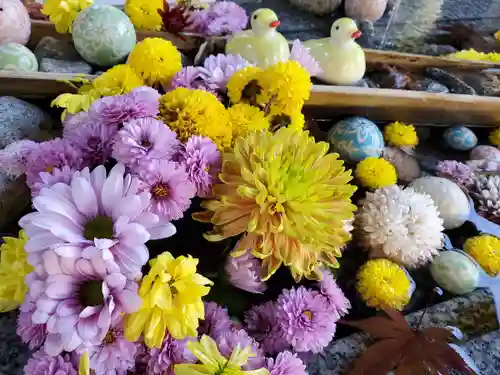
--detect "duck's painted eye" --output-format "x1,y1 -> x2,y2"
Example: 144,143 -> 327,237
335,26 -> 339,30
253,14 -> 257,20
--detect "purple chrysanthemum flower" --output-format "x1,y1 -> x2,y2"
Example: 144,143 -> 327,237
317,268 -> 350,319
89,86 -> 160,128
0,139 -> 38,178
244,301 -> 288,355
31,165 -> 77,198
225,250 -> 266,294
216,329 -> 265,370
30,252 -> 141,356
198,302 -> 233,339
112,118 -> 181,169
205,1 -> 248,36
275,286 -> 337,353
25,138 -> 84,190
20,164 -> 177,277
170,67 -> 215,93
290,40 -> 322,77
203,54 -> 252,91
23,349 -> 77,375
266,351 -> 307,375
147,334 -> 196,375
185,8 -> 210,33
137,160 -> 196,222
178,135 -> 221,197
17,295 -> 47,350
436,160 -> 474,186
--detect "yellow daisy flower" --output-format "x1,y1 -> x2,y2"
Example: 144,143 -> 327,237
464,235 -> 500,276
92,64 -> 145,97
355,157 -> 397,189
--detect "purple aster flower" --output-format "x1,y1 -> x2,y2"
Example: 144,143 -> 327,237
290,40 -> 322,77
275,286 -> 337,353
19,164 -> 177,278
112,118 -> 181,169
137,160 -> 196,222
203,54 -> 252,90
198,302 -> 233,339
185,8 -> 210,33
0,139 -> 38,178
266,351 -> 307,375
25,138 -> 84,190
147,334 -> 196,375
436,160 -> 474,186
23,349 -> 77,375
17,295 -> 47,350
170,67 -> 215,94
178,135 -> 221,197
31,252 -> 141,356
205,1 -> 248,36
89,86 -> 160,128
225,250 -> 266,294
244,301 -> 288,355
317,268 -> 350,319
216,329 -> 265,370
31,166 -> 77,198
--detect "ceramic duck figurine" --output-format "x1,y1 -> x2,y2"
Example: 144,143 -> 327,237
225,8 -> 290,68
304,18 -> 366,85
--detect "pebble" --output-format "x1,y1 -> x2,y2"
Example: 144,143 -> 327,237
288,0 -> 342,16
457,72 -> 500,96
408,77 -> 450,93
33,36 -> 81,62
425,68 -> 477,95
417,43 -> 457,56
40,57 -> 93,74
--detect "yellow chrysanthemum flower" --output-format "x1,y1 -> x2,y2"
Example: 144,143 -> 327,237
92,64 -> 145,97
42,0 -> 93,33
355,157 -> 397,189
125,0 -> 164,31
175,335 -> 269,375
489,127 -> 500,147
267,110 -> 305,132
384,121 -> 419,148
464,235 -> 500,276
128,38 -> 182,87
125,252 -> 212,348
194,128 -> 357,281
159,88 -> 231,149
227,66 -> 262,104
356,259 -> 412,311
228,103 -> 270,140
448,49 -> 500,63
0,230 -> 32,312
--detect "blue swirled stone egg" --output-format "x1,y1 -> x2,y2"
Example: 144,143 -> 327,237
443,126 -> 477,151
327,117 -> 384,163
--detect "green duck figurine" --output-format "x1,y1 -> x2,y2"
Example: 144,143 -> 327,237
225,8 -> 290,68
304,18 -> 366,85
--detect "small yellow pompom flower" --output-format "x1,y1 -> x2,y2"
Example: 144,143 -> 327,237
159,88 -> 231,149
42,0 -> 93,33
128,38 -> 182,87
489,127 -> 500,147
357,259 -> 412,311
125,252 -> 212,348
384,121 -> 419,148
464,235 -> 500,276
125,0 -> 164,31
0,230 -> 32,312
355,157 -> 397,189
227,66 -> 262,104
93,64 -> 145,97
228,103 -> 269,140
448,49 -> 500,63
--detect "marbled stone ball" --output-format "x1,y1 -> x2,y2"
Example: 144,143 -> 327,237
0,0 -> 31,45
0,43 -> 38,72
470,145 -> 500,161
430,251 -> 479,295
443,126 -> 478,151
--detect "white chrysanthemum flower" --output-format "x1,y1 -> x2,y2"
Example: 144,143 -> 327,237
356,185 -> 444,267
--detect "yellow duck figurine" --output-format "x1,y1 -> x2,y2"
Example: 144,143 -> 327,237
226,8 -> 290,68
304,18 -> 366,85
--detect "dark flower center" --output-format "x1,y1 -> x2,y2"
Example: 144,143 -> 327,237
242,79 -> 262,106
88,137 -> 102,150
152,184 -> 169,198
163,109 -> 179,122
303,310 -> 313,320
104,330 -> 116,344
84,215 -> 114,240
79,280 -> 104,307
270,114 -> 292,131
141,138 -> 152,148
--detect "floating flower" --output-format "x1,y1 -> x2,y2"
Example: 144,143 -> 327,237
170,67 -> 215,93
20,164 -> 176,277
356,185 -> 444,267
464,235 -> 500,276
31,254 -> 141,356
354,157 -> 397,189
174,335 -> 269,375
17,295 -> 47,350
0,230 -> 31,312
112,118 -> 181,169
128,38 -> 182,87
30,165 -> 77,198
225,249 -> 266,294
228,104 -> 270,140
194,128 -> 357,281
203,54 -> 252,90
356,259 -> 413,310
198,302 -> 233,339
124,252 -> 212,347
227,66 -> 262,104
216,329 -> 266,371
384,121 -> 419,148
317,268 -> 350,318
289,40 -> 322,77
204,1 -> 248,36
24,349 -> 77,375
266,351 -> 307,375
137,160 -> 196,222
125,0 -> 164,31
41,0 -> 92,33
92,65 -> 145,98
159,88 -> 231,149
0,140 -> 38,178
178,135 -> 221,197
147,334 -> 196,375
436,160 -> 474,186
490,127 -> 500,147
275,286 -> 336,353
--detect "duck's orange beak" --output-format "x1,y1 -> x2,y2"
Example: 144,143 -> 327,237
269,20 -> 280,28
351,30 -> 361,39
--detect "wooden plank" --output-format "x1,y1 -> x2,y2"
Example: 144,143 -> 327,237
306,85 -> 500,127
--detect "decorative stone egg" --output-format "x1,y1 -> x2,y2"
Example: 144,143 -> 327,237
409,176 -> 469,230
443,126 -> 478,151
0,43 -> 38,72
382,147 -> 420,183
470,145 -> 500,161
328,117 -> 384,163
0,0 -> 31,46
345,0 -> 388,21
430,251 -> 479,295
72,5 -> 136,67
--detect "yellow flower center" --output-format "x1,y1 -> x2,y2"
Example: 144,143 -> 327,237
152,185 -> 169,198
45,166 -> 54,173
104,330 -> 115,344
303,310 -> 313,320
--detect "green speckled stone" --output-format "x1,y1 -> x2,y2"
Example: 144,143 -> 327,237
431,251 -> 479,295
72,5 -> 136,67
0,43 -> 38,72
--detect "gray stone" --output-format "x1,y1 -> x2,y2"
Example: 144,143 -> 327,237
39,58 -> 93,74
417,43 -> 457,56
33,36 -> 81,62
409,77 -> 450,93
288,0 -> 342,16
456,72 -> 500,97
425,68 -> 477,95
0,311 -> 30,375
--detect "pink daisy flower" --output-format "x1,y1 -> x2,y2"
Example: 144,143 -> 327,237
225,249 -> 266,294
17,295 -> 47,350
317,268 -> 350,319
197,302 -> 233,339
23,349 -> 77,375
147,334 -> 196,375
266,351 -> 307,375
30,165 -> 77,198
